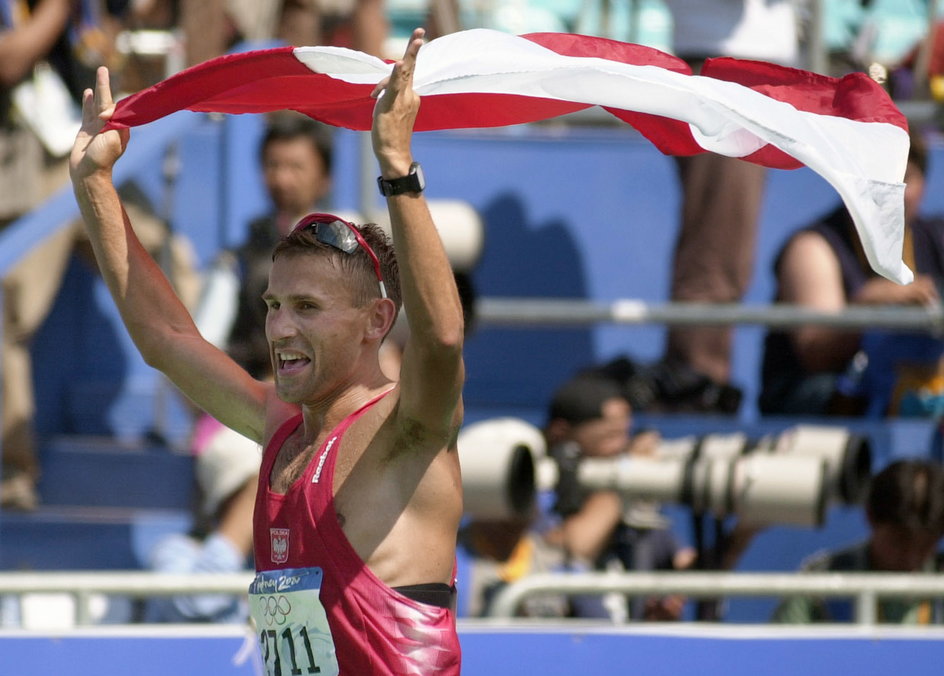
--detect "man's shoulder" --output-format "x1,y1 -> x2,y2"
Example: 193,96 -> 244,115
263,396 -> 304,448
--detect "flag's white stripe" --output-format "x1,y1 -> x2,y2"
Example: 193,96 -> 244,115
295,29 -> 911,284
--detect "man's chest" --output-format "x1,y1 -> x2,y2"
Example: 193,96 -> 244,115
268,423 -> 376,497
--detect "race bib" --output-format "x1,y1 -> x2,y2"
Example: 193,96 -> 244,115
249,567 -> 340,676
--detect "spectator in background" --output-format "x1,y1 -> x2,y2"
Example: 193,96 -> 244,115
457,486 -> 567,619
758,131 -> 942,417
546,374 -> 697,621
1,0 -> 74,222
143,416 -> 259,623
657,0 -> 801,413
0,0 -> 77,509
773,459 -> 944,624
181,0 -> 389,68
1,0 -> 201,511
0,0 -> 167,509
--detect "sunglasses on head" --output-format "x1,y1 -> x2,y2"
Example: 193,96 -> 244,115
292,213 -> 387,299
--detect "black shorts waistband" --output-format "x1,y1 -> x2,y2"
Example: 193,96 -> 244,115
393,582 -> 456,610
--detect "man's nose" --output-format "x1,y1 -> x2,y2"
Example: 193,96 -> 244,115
266,309 -> 298,341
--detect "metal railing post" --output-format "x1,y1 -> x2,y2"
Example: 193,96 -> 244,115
855,588 -> 878,627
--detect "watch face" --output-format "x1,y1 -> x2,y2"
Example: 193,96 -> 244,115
412,163 -> 426,191
378,162 -> 425,196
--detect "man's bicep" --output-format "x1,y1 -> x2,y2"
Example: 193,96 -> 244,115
396,341 -> 464,433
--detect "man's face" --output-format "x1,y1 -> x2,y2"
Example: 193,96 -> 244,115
263,252 -> 368,404
262,137 -> 331,228
571,397 -> 632,458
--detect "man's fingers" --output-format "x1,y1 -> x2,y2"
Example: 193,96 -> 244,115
391,28 -> 424,87
374,27 -> 424,102
370,78 -> 389,100
94,66 -> 114,118
402,30 -> 424,69
403,27 -> 425,62
81,87 -> 97,127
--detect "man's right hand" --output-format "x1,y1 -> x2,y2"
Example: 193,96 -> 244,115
370,27 -> 423,179
70,66 -> 129,182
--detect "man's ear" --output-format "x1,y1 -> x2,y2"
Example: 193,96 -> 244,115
365,297 -> 397,342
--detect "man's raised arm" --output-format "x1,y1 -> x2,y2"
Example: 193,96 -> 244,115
69,67 -> 267,442
371,28 -> 465,434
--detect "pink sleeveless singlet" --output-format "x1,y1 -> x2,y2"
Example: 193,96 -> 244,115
251,390 -> 461,675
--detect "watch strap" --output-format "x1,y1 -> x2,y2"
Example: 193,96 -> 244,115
377,162 -> 424,196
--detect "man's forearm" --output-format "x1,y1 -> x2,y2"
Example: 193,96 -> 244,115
370,28 -> 465,432
386,192 -> 464,351
73,171 -> 136,300
370,26 -> 463,350
73,172 -> 195,366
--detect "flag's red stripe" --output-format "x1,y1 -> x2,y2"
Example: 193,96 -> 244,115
520,33 -> 906,169
109,46 -> 595,133
522,32 -> 693,73
107,46 -> 311,130
702,57 -> 906,126
419,94 -> 590,130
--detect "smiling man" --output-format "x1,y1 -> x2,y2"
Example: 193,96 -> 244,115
70,27 -> 465,675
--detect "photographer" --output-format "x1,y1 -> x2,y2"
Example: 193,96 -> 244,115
773,459 -> 944,624
547,375 -> 696,621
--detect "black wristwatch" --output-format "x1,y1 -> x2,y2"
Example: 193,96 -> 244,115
377,162 -> 425,196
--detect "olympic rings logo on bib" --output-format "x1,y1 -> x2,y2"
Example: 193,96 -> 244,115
249,566 -> 340,676
259,594 -> 292,626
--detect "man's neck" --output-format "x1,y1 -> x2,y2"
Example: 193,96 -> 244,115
298,378 -> 395,443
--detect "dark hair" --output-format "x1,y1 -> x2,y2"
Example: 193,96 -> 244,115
867,459 -> 944,535
547,375 -> 625,426
272,220 -> 401,315
259,112 -> 334,174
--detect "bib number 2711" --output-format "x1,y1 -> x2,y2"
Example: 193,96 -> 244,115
249,567 -> 340,676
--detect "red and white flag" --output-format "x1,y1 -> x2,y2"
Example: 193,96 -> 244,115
106,29 -> 912,283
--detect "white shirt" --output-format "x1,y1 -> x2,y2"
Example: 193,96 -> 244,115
665,0 -> 800,65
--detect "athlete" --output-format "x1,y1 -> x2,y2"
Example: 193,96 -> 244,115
70,27 -> 464,675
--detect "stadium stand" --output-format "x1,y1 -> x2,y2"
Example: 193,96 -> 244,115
2,18 -> 944,634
